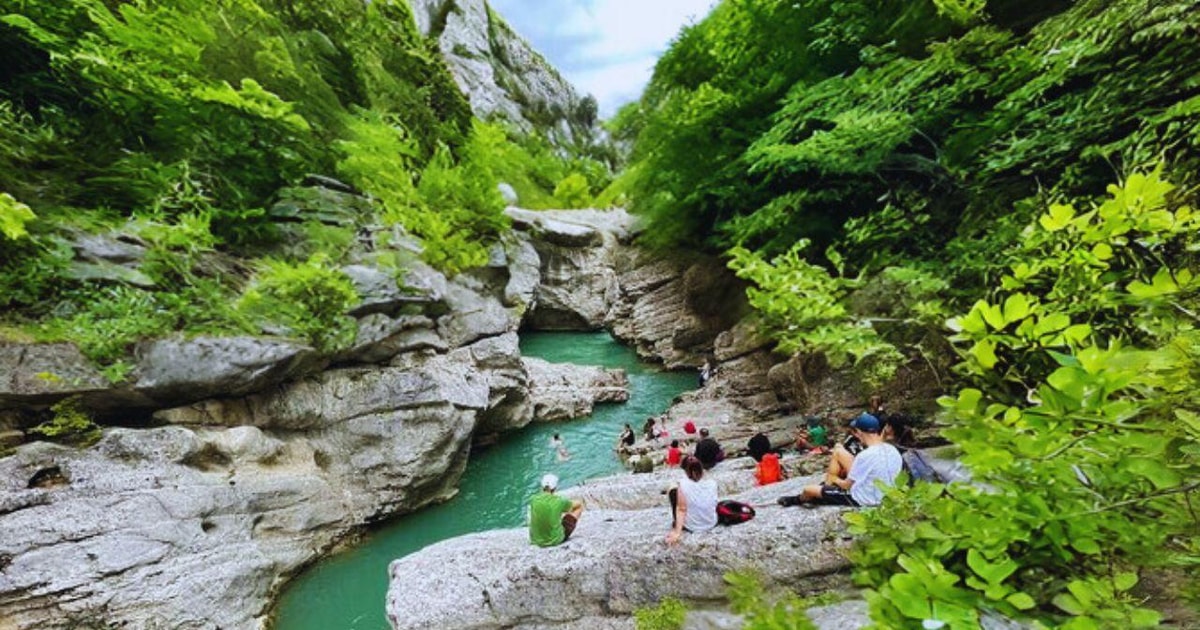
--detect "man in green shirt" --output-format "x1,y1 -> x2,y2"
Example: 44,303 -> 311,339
529,474 -> 584,547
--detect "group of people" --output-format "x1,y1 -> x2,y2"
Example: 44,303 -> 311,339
529,397 -> 908,548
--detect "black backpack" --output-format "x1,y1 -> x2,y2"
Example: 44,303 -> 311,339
716,500 -> 756,525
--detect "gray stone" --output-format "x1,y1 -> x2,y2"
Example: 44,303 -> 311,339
502,234 -> 541,308
522,357 -> 629,422
0,343 -> 110,406
385,473 -> 853,630
342,264 -> 410,317
132,336 -> 323,404
71,232 -> 147,264
65,260 -> 156,287
338,314 -> 445,364
410,0 -> 598,148
807,600 -> 871,629
498,182 -> 519,205
437,281 -> 519,348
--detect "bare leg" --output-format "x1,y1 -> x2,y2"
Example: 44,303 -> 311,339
824,445 -> 854,485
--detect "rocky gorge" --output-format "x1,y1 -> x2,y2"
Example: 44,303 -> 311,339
0,196 -> 941,630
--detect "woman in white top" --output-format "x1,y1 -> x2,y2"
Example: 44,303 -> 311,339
666,455 -> 718,545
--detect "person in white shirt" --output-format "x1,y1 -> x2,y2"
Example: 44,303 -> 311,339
665,456 -> 718,545
777,413 -> 902,507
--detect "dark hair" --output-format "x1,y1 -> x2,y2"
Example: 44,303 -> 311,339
699,428 -> 710,437
670,439 -> 679,448
682,456 -> 704,481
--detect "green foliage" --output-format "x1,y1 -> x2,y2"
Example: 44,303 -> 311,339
726,572 -> 844,630
633,598 -> 687,630
236,255 -> 357,352
553,173 -> 592,209
0,192 -> 35,240
848,170 -> 1199,629
29,397 -> 101,446
728,242 -> 902,387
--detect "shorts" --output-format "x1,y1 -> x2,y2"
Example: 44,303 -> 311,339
561,513 -> 578,541
817,484 -> 859,506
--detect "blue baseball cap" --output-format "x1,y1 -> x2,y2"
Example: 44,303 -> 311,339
850,413 -> 881,433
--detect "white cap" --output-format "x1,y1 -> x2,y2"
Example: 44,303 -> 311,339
541,473 -> 559,491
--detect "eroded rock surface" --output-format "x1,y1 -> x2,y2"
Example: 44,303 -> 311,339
386,472 -> 853,630
522,357 -> 629,422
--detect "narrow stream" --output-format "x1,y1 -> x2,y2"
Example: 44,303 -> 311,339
271,331 -> 696,629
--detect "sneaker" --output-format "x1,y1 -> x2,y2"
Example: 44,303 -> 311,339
777,495 -> 801,507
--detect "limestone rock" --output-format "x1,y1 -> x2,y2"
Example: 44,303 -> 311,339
0,369 -> 479,629
0,343 -> 110,406
437,280 -> 520,348
385,474 -> 853,630
498,182 -> 519,205
338,314 -> 445,365
132,336 -> 323,404
154,353 -> 490,430
410,0 -> 597,148
454,333 -> 533,436
342,264 -> 412,317
522,357 -> 629,422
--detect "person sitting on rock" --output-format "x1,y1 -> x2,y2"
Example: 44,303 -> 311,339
529,473 -> 584,547
665,439 -> 683,467
693,428 -> 725,470
617,423 -> 636,453
754,451 -> 784,486
642,417 -> 657,442
794,417 -> 829,454
666,456 -> 718,546
777,413 -> 902,507
746,429 -> 771,462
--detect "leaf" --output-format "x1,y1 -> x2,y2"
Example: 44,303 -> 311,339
1053,593 -> 1087,615
1124,457 -> 1182,489
1090,242 -> 1113,260
1040,203 -> 1076,231
1113,572 -> 1138,592
980,303 -> 1006,330
1006,592 -> 1036,610
1002,293 -> 1032,324
1130,607 -> 1162,627
967,549 -> 1018,584
970,339 -> 999,369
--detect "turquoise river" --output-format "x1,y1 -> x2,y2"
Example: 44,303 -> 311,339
271,331 -> 696,629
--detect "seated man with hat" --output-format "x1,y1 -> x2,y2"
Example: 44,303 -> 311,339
777,413 -> 902,507
529,473 -> 584,546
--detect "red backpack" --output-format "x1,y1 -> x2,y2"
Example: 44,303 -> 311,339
716,500 -> 756,525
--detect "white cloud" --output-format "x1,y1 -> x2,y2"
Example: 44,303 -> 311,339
488,0 -> 716,116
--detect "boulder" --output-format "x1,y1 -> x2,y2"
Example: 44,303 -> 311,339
521,357 -> 629,422
338,314 -> 445,365
154,353 -> 491,430
385,473 -> 853,630
342,264 -> 413,317
437,281 -> 520,348
132,336 -> 323,404
453,333 -> 533,436
0,343 -> 110,406
0,367 -> 479,629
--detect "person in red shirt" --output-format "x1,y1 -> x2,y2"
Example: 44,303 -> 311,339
665,440 -> 683,467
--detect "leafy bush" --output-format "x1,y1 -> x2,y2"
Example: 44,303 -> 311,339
846,170 -> 1198,629
236,254 -> 358,352
553,173 -> 592,209
728,242 -> 903,387
30,397 -> 101,446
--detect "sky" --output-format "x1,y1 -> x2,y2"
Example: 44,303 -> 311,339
487,0 -> 717,117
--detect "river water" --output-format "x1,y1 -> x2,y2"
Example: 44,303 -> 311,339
271,331 -> 696,629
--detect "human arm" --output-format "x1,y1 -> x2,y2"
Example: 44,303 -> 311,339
665,484 -> 686,545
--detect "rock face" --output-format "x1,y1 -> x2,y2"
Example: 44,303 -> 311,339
522,357 -> 629,421
409,0 -> 598,148
385,470 -> 854,630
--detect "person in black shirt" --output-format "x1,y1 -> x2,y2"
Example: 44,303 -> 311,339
747,430 -> 771,462
693,428 -> 725,469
